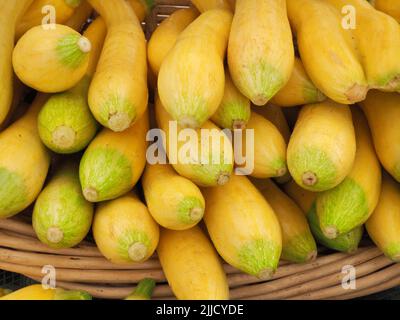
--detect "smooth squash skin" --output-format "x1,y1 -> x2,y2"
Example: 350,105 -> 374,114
0,94 -> 51,219
158,9 -> 232,128
328,0 -> 400,91
316,108 -> 382,239
359,91 -> 400,182
79,111 -> 148,202
157,226 -> 229,300
0,284 -> 91,300
271,58 -> 326,107
284,180 -> 363,253
191,0 -> 232,12
375,0 -> 400,22
252,178 -> 317,263
0,0 -> 34,126
16,0 -> 81,40
88,0 -> 148,132
148,8 -> 199,76
243,111 -> 287,179
255,104 -> 291,184
32,160 -> 93,249
155,95 -> 233,187
228,0 -> 294,106
366,174 -> 400,261
287,101 -> 356,192
211,70 -> 251,130
203,175 -> 282,278
93,193 -> 159,264
38,18 -> 106,154
142,164 -> 205,231
287,0 -> 368,104
125,279 -> 156,300
13,24 -> 91,93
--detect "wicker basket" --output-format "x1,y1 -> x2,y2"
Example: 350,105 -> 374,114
1,0 -> 400,300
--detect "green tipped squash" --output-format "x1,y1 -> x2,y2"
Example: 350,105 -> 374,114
203,175 -> 282,278
93,193 -> 159,264
252,178 -> 317,263
0,94 -> 51,219
211,70 -> 251,130
271,58 -> 326,107
38,18 -> 106,154
158,9 -> 233,128
142,163 -> 205,230
316,108 -> 382,239
88,0 -> 148,132
283,179 -> 364,253
155,94 -> 233,187
287,100 -> 356,192
366,173 -> 400,261
80,111 -> 148,202
13,24 -> 91,93
33,160 -> 93,249
228,0 -> 294,106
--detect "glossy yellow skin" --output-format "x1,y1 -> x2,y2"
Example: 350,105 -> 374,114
142,163 -> 205,230
93,193 -> 159,264
0,284 -> 91,300
228,0 -> 294,106
88,0 -> 148,132
359,91 -> 400,182
316,108 -> 382,237
271,58 -> 326,107
16,0 -> 79,40
155,95 -> 233,187
191,0 -> 232,12
148,8 -> 199,76
158,227 -> 229,300
252,178 -> 317,263
283,179 -> 316,214
287,0 -> 367,104
367,174 -> 400,261
79,111 -> 148,202
0,94 -> 50,218
328,0 -> 400,91
203,175 -> 282,278
0,0 -> 33,126
211,70 -> 251,129
375,0 -> 400,22
85,18 -> 107,77
287,101 -> 356,192
13,24 -> 90,93
158,9 -> 233,128
244,111 -> 287,179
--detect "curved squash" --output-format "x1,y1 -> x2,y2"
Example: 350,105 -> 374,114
158,9 -> 232,128
0,94 -> 50,218
0,0 -> 34,126
88,0 -> 148,132
158,226 -> 229,300
203,175 -> 282,278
